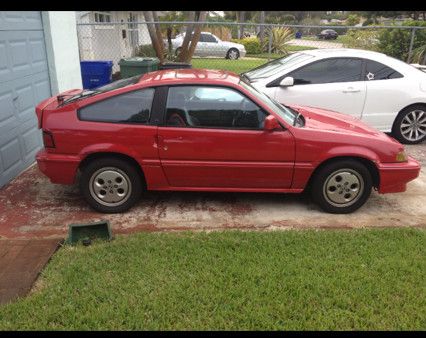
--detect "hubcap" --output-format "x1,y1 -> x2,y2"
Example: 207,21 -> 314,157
229,50 -> 238,59
89,167 -> 131,207
323,169 -> 364,208
400,110 -> 426,142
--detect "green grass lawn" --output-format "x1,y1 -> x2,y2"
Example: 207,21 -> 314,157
0,228 -> 425,330
191,58 -> 267,74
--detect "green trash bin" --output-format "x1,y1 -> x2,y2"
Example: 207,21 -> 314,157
118,57 -> 160,78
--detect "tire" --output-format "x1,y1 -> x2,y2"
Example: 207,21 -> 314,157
226,48 -> 240,60
392,104 -> 426,144
310,160 -> 372,214
80,157 -> 143,213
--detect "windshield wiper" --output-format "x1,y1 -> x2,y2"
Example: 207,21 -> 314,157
240,73 -> 251,82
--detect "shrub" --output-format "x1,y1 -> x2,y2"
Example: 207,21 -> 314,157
231,37 -> 262,54
261,27 -> 294,55
135,44 -> 157,57
378,20 -> 426,62
340,29 -> 381,52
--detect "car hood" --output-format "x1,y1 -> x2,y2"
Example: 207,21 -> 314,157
290,104 -> 392,139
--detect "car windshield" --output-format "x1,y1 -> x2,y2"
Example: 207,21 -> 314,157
242,53 -> 314,80
62,74 -> 142,104
239,80 -> 298,126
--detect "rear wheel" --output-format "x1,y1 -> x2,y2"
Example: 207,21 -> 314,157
80,157 -> 142,213
226,48 -> 240,60
392,104 -> 426,144
311,160 -> 372,214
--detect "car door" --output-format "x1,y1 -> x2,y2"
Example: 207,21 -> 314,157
157,85 -> 295,189
195,34 -> 209,57
201,33 -> 222,57
272,57 -> 366,118
361,59 -> 408,130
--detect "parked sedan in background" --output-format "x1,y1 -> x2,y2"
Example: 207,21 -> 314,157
171,32 -> 246,59
35,69 -> 420,215
317,29 -> 339,39
242,49 -> 426,144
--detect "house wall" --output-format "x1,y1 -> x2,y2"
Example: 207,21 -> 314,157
77,11 -> 151,73
42,11 -> 82,94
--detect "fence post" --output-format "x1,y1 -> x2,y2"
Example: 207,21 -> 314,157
267,28 -> 273,62
407,27 -> 416,63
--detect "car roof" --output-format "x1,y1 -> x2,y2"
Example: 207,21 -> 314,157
301,48 -> 386,59
137,68 -> 241,86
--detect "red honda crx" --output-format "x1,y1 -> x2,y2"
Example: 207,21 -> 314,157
35,69 -> 420,214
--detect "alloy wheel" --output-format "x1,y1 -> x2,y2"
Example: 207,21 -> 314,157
322,169 -> 364,208
89,167 -> 132,207
400,109 -> 426,142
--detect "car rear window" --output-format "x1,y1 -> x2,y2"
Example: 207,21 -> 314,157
78,88 -> 154,124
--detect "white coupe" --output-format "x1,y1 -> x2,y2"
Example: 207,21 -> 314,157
243,48 -> 426,144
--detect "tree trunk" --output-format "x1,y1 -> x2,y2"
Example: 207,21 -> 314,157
259,11 -> 265,45
239,11 -> 245,38
185,11 -> 207,63
152,11 -> 165,59
177,11 -> 196,62
143,11 -> 165,63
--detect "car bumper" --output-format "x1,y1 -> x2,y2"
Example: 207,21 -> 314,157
239,49 -> 247,58
377,156 -> 421,194
36,149 -> 81,185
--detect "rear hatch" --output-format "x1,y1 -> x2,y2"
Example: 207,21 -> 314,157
35,89 -> 83,128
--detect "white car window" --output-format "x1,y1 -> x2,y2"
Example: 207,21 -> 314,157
244,53 -> 314,79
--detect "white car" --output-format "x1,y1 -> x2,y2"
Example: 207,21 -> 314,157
243,48 -> 426,144
171,32 -> 246,59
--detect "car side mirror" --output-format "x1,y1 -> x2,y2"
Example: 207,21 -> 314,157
279,76 -> 294,87
264,115 -> 281,131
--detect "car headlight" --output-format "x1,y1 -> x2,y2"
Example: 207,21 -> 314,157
396,150 -> 408,162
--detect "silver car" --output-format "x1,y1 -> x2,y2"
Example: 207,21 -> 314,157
171,32 -> 246,59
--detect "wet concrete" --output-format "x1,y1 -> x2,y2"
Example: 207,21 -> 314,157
0,144 -> 424,239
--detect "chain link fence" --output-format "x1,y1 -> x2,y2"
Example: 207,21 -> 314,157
76,21 -> 426,78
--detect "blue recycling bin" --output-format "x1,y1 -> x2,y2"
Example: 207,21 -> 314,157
80,61 -> 113,89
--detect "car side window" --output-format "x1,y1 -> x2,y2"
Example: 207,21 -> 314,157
165,86 -> 267,130
203,34 -> 217,43
364,60 -> 403,80
288,58 -> 363,85
78,88 -> 155,123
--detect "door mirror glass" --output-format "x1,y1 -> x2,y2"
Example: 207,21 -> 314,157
279,76 -> 294,87
264,115 -> 281,131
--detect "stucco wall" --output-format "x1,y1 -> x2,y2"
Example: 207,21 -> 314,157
42,11 -> 83,94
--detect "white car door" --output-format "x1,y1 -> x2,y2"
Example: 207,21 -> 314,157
361,59 -> 409,131
272,57 -> 366,118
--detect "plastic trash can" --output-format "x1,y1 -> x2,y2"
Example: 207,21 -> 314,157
80,61 -> 113,89
158,62 -> 192,70
118,57 -> 160,78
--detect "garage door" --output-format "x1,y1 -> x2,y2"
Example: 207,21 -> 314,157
0,11 -> 51,188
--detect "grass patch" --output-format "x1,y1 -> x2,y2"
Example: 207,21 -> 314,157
191,57 -> 267,74
0,228 -> 425,330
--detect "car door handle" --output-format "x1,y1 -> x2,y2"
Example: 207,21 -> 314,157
342,88 -> 361,93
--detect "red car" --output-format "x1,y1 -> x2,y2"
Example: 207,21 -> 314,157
35,69 -> 420,214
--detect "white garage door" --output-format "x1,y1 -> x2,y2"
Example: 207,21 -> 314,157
0,11 -> 51,188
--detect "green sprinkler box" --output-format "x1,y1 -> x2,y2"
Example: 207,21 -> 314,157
67,220 -> 112,245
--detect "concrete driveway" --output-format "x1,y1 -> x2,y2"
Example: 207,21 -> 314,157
0,144 -> 424,239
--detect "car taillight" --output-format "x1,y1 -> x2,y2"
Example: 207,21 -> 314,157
42,131 -> 55,148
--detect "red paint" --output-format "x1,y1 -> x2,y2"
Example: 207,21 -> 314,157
35,69 -> 420,197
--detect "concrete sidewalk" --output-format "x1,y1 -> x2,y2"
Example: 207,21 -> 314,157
0,239 -> 62,305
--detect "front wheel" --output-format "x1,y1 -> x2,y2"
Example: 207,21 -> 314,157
311,160 -> 372,214
80,157 -> 142,213
392,105 -> 426,144
226,48 -> 240,60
